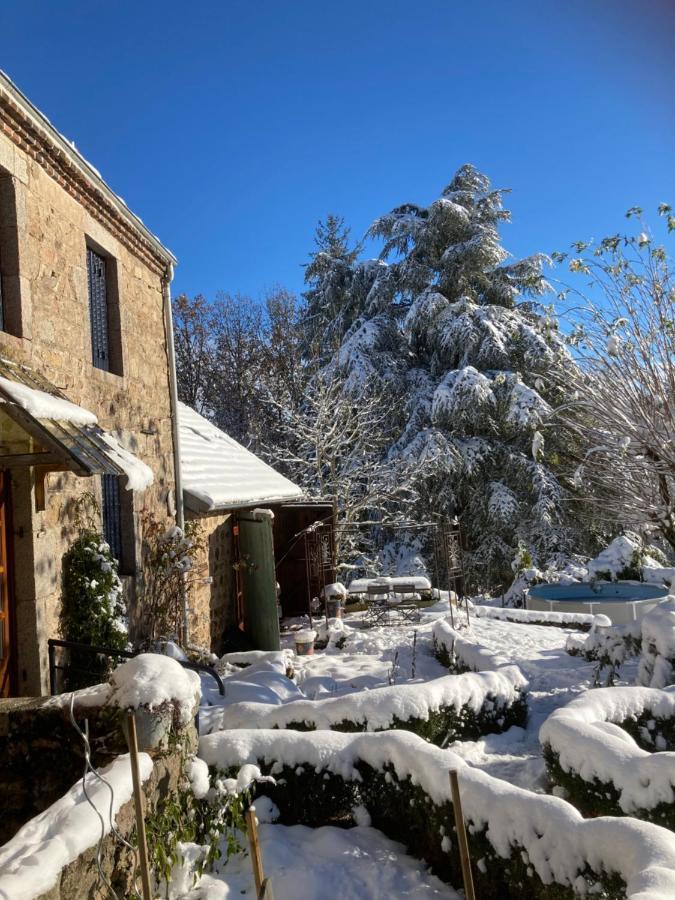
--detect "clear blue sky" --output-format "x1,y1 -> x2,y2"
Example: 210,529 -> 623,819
1,1 -> 674,301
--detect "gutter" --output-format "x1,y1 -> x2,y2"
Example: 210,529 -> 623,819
162,264 -> 189,645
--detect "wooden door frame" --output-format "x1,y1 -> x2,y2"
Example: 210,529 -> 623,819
0,469 -> 17,697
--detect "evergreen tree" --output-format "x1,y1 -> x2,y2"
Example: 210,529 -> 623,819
302,214 -> 362,365
328,165 -> 583,585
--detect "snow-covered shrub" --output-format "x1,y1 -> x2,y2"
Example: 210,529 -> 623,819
503,548 -> 588,607
60,519 -> 127,690
587,533 -> 648,582
200,729 -> 675,899
638,599 -> 675,688
138,512 -> 204,645
540,686 -> 675,829
566,617 -> 642,686
202,670 -> 528,745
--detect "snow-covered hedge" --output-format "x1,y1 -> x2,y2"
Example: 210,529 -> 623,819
199,729 -> 675,900
201,669 -> 527,745
638,600 -> 675,689
474,605 -> 596,631
432,619 -> 521,676
540,687 -> 675,829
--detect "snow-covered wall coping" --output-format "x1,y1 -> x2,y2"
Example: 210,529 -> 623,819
202,669 -> 526,735
540,686 -> 675,817
199,728 -> 675,900
0,753 -> 153,900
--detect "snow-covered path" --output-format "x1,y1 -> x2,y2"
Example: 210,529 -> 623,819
186,823 -> 457,899
445,617 -> 598,788
284,607 -> 623,791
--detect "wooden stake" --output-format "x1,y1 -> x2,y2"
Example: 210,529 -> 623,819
246,806 -> 265,896
449,770 -> 476,900
259,876 -> 275,899
126,711 -> 153,900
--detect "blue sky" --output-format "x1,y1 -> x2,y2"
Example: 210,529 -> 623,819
1,1 -> 674,301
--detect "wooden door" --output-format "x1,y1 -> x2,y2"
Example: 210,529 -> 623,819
0,471 -> 14,697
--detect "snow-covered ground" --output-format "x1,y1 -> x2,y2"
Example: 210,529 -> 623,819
185,822 -> 456,899
200,601 -> 617,793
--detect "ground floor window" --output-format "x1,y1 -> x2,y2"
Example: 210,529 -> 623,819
101,474 -> 134,574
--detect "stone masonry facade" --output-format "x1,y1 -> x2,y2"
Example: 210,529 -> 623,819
0,76 -> 179,695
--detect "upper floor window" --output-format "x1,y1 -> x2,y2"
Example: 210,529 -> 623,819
86,244 -> 123,374
0,171 -> 22,337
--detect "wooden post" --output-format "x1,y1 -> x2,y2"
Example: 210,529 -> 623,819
449,770 -> 476,900
126,711 -> 153,900
259,876 -> 275,899
246,805 -> 265,897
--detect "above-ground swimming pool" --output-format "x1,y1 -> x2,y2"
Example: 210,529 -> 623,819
526,581 -> 671,624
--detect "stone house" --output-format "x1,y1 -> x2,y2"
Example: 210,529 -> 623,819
0,72 -> 180,697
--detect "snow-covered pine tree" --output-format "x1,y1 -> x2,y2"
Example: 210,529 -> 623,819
302,215 -> 363,367
351,165 -> 582,586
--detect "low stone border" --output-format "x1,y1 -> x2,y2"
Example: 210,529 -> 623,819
540,686 -> 675,829
200,728 -> 675,900
474,604 -> 596,631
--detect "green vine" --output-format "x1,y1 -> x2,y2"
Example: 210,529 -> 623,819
145,755 -> 250,896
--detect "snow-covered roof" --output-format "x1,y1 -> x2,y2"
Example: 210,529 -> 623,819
178,401 -> 303,513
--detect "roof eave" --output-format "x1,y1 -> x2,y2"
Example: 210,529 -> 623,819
183,488 -> 305,516
0,70 -> 177,267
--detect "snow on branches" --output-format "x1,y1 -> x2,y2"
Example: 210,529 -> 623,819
554,207 -> 675,551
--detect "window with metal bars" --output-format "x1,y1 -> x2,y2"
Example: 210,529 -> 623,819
87,247 -> 110,370
102,474 -> 123,564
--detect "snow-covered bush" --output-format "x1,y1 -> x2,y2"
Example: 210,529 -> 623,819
147,756 -> 259,897
540,686 -> 675,829
432,618 -> 514,673
638,599 -> 675,689
566,617 -> 641,686
587,533 -> 649,582
200,729 -> 675,899
202,669 -> 528,745
60,514 -> 127,690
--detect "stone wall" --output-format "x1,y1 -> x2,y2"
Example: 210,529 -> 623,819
187,511 -> 236,654
0,105 -> 177,695
0,692 -> 196,899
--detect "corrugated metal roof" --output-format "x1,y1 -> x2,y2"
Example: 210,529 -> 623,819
178,401 -> 303,513
0,357 -> 151,488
